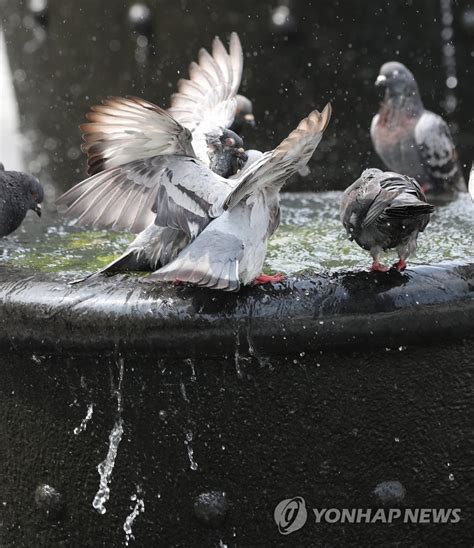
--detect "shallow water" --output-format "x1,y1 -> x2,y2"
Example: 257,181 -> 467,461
0,192 -> 472,279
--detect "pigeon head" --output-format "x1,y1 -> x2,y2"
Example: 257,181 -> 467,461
234,95 -> 256,129
375,62 -> 419,97
206,129 -> 248,178
23,175 -> 44,216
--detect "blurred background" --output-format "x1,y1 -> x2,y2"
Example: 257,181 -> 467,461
1,0 -> 473,199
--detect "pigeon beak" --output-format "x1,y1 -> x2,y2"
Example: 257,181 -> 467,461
233,148 -> 248,173
243,113 -> 256,128
33,204 -> 42,217
375,74 -> 387,87
237,147 -> 247,159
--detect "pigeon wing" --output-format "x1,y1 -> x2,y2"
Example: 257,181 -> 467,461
81,96 -> 196,175
146,229 -> 244,291
415,111 -> 465,190
168,33 -> 244,164
223,104 -> 332,211
56,156 -> 232,235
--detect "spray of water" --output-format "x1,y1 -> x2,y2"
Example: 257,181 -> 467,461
92,357 -> 125,514
439,0 -> 458,113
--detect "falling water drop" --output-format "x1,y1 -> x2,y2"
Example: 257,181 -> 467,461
184,430 -> 198,471
439,0 -> 458,113
123,487 -> 145,546
73,403 -> 94,435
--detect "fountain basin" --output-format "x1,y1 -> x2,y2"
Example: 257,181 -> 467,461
0,261 -> 472,355
0,194 -> 472,547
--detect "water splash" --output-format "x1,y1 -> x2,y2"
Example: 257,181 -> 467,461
92,358 -> 125,514
185,358 -> 197,382
73,403 -> 94,435
123,488 -> 145,546
184,430 -> 198,471
234,332 -> 244,379
0,30 -> 24,170
180,381 -> 189,403
439,0 -> 458,113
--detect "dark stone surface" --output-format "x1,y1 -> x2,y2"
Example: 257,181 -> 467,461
0,262 -> 471,544
193,491 -> 229,528
0,339 -> 472,546
0,262 -> 472,355
34,484 -> 65,520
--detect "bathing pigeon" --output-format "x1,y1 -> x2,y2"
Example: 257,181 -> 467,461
371,62 -> 466,197
57,101 -> 332,290
81,33 -> 252,178
340,168 -> 434,272
0,163 -> 43,236
230,94 -> 256,134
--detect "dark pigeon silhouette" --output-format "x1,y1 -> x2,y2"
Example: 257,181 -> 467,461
0,164 -> 44,236
230,95 -> 256,134
341,168 -> 434,272
371,62 -> 466,198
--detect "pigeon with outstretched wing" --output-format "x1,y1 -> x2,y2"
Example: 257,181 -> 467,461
57,102 -> 332,290
81,33 -> 251,178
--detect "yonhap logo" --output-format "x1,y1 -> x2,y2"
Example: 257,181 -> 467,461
274,498 -> 461,533
274,497 -> 308,535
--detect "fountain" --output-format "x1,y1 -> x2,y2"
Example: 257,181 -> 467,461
0,1 -> 472,546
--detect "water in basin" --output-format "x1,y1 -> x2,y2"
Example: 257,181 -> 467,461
0,191 -> 472,279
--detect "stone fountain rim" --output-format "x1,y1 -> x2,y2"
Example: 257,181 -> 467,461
0,260 -> 472,357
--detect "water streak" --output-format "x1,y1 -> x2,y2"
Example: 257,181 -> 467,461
184,430 -> 198,471
73,403 -> 94,435
123,488 -> 145,546
92,358 -> 125,514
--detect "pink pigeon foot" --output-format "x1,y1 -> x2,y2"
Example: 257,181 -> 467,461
392,259 -> 407,272
370,261 -> 390,273
253,273 -> 285,285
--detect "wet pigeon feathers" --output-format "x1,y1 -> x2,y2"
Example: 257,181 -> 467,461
340,168 -> 434,272
371,62 -> 466,198
0,164 -> 43,236
57,102 -> 332,290
81,33 -> 251,178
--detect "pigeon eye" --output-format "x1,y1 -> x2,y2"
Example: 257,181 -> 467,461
224,137 -> 236,147
31,192 -> 38,201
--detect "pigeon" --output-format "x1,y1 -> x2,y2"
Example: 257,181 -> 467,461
56,102 -> 332,290
230,94 -> 256,134
81,33 -> 252,179
340,168 -> 434,272
371,62 -> 466,197
0,163 -> 43,236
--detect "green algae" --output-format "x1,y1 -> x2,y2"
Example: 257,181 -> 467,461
1,192 -> 472,277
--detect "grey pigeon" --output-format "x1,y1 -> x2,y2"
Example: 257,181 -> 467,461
230,94 -> 256,134
0,163 -> 43,236
371,62 -> 466,197
57,102 -> 332,290
340,168 -> 434,272
81,33 -> 250,178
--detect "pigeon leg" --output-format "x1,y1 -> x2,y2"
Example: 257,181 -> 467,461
370,261 -> 390,273
253,273 -> 285,285
369,247 -> 389,272
392,258 -> 407,271
394,238 -> 415,271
